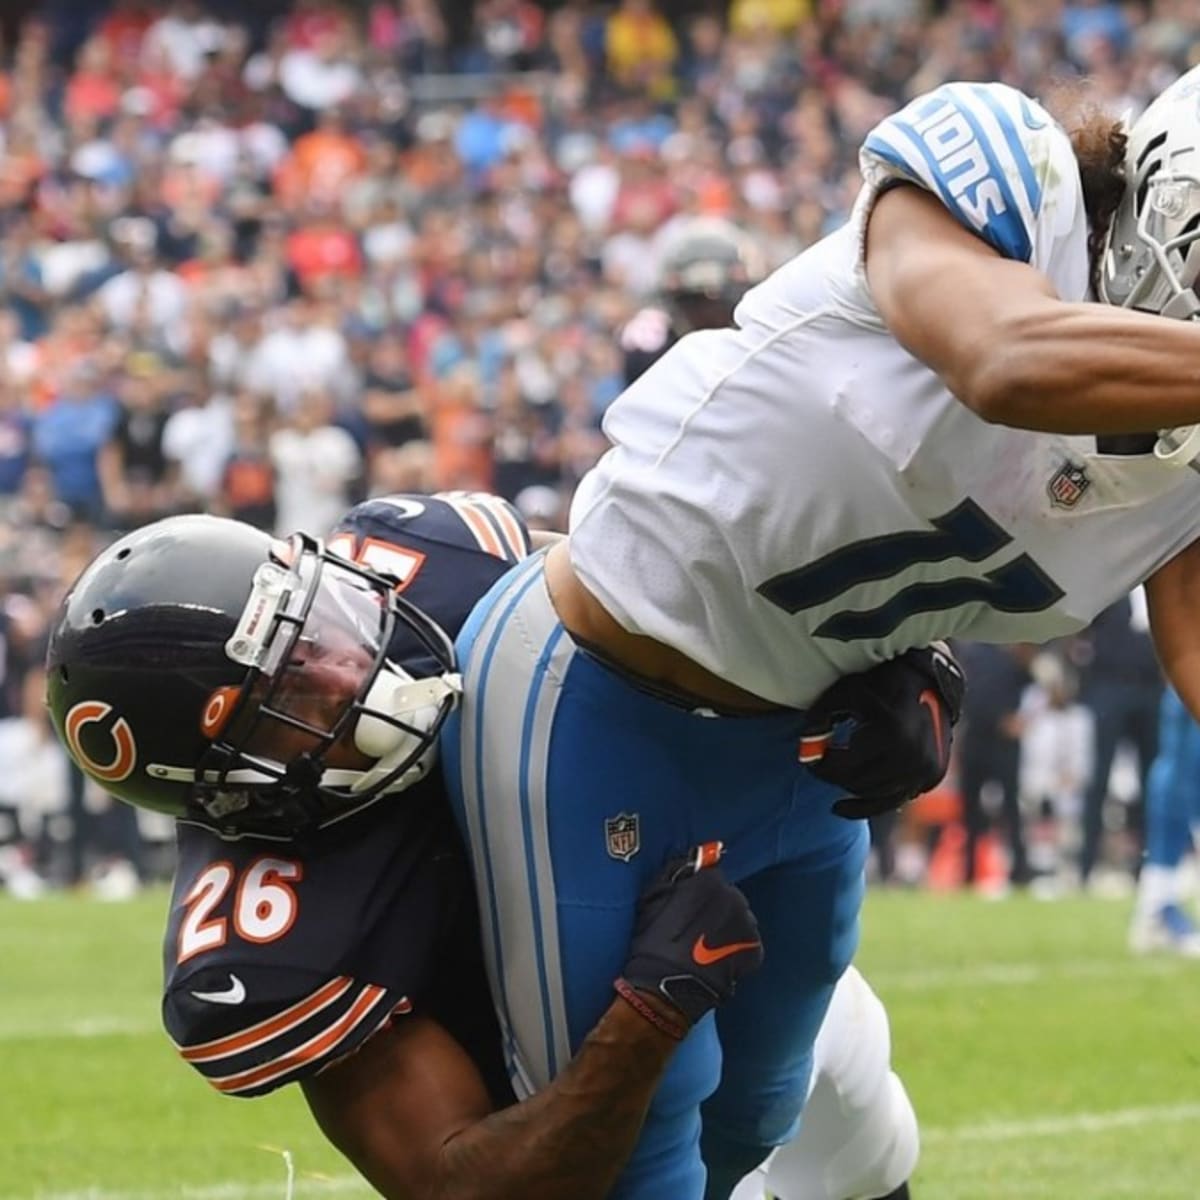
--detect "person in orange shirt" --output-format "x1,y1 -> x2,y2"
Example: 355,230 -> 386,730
278,108 -> 367,208
429,365 -> 494,493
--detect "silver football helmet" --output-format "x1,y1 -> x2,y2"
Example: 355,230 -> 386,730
1101,66 -> 1200,318
1100,65 -> 1200,467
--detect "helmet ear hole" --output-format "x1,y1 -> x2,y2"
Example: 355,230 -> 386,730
116,548 -> 132,561
58,666 -> 69,684
90,608 -> 104,625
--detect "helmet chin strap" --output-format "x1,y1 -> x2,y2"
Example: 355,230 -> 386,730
1155,424 -> 1200,471
346,664 -> 462,795
153,665 -> 463,819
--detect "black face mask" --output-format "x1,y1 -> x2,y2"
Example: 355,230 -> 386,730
1095,433 -> 1159,455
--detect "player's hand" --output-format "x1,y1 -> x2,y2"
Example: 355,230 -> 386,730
800,642 -> 965,820
619,843 -> 763,1028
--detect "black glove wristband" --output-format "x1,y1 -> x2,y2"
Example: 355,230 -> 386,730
621,845 -> 763,1027
613,977 -> 689,1040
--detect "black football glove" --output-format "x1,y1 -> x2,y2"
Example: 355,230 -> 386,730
800,642 -> 965,820
620,843 -> 763,1027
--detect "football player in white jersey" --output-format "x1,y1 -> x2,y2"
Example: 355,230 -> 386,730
444,67 -> 1200,1200
623,217 -> 922,1200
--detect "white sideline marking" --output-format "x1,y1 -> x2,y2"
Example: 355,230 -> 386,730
25,1105 -> 1200,1199
1,958 -> 1185,1042
28,1176 -> 368,1200
870,956 -> 1187,991
924,1101 -> 1200,1144
0,1016 -> 157,1041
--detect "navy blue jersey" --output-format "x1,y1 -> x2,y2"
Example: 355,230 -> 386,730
163,492 -> 529,1099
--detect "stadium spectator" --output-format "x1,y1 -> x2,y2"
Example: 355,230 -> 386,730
93,226 -> 188,341
0,666 -> 66,898
278,106 -> 366,206
216,390 -> 277,530
1077,593 -> 1163,890
0,373 -> 33,503
31,359 -> 117,523
245,295 -> 353,409
955,643 -> 1034,893
605,0 -> 678,98
361,326 -> 425,455
161,368 -> 234,506
0,210 -> 49,340
98,351 -> 180,529
1018,653 -> 1095,897
269,385 -> 362,536
4,0 -> 1200,887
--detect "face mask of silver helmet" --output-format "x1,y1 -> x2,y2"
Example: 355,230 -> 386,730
45,515 -> 461,841
1100,65 -> 1200,468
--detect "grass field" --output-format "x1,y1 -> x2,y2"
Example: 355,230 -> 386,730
2,887 -> 1199,1200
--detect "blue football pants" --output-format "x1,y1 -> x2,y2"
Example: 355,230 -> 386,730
442,554 -> 868,1199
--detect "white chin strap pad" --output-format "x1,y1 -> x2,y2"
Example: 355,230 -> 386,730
1155,424 -> 1200,470
351,667 -> 462,794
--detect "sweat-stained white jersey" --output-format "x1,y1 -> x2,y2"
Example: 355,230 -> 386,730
568,82 -> 1200,709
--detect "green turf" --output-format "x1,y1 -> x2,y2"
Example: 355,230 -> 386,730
1,888 -> 1198,1198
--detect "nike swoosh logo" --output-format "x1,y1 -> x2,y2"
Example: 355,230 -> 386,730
190,975 -> 246,1005
918,688 -> 946,769
692,934 -> 762,966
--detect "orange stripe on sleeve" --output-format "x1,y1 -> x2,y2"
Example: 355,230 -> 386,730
209,986 -> 389,1094
447,498 -> 505,558
177,977 -> 354,1063
480,496 -> 529,559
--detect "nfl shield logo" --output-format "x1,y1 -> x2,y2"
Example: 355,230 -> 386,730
605,812 -> 641,862
1047,461 -> 1090,509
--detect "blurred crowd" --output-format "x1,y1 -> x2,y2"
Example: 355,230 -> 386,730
895,593 -> 1161,903
0,0 -> 1197,896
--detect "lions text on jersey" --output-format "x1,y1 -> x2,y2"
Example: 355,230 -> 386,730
570,82 -> 1200,708
162,493 -> 530,1097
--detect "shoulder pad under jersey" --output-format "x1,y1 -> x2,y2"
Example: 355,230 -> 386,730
329,492 -> 532,651
860,82 -> 1080,268
333,493 -> 531,569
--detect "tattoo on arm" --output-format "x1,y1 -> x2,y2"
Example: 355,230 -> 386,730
434,997 -> 679,1200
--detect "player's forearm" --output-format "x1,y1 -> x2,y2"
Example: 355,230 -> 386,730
967,299 -> 1200,434
432,997 -> 678,1200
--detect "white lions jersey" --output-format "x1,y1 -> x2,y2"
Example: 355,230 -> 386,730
569,82 -> 1200,708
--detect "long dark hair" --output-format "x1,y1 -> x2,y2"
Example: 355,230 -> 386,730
1045,81 -> 1128,293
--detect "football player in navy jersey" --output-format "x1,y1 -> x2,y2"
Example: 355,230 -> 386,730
45,490 -> 946,1200
45,492 -> 767,1198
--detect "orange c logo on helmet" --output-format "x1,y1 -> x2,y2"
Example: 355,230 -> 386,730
201,686 -> 241,738
63,701 -> 137,783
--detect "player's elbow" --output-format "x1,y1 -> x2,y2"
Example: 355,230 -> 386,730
953,312 -> 1064,426
957,348 -> 1025,425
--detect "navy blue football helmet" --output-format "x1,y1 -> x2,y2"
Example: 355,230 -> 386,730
45,515 -> 459,840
